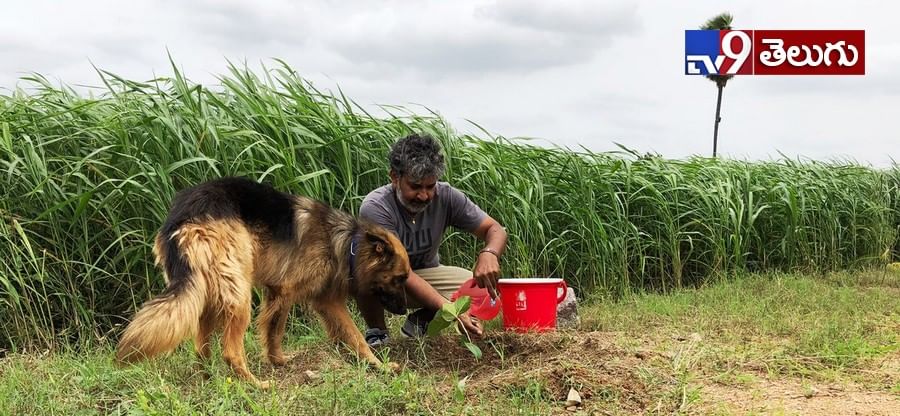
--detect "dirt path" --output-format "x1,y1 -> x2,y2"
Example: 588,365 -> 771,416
700,379 -> 899,415
695,348 -> 900,415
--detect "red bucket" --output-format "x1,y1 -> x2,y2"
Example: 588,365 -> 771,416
498,278 -> 567,332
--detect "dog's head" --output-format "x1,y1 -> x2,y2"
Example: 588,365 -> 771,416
355,224 -> 410,315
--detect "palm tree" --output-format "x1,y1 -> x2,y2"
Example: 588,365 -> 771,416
701,12 -> 734,157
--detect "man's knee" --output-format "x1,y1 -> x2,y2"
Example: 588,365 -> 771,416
415,265 -> 472,299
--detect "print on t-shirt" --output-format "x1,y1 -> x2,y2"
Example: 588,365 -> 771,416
397,227 -> 434,268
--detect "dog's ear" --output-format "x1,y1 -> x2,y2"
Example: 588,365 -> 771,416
365,231 -> 393,256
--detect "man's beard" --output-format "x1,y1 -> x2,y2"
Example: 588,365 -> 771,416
395,186 -> 430,214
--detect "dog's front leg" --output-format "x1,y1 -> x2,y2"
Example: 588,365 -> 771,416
314,301 -> 400,373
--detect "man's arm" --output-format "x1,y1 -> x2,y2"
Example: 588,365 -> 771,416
404,269 -> 484,336
404,269 -> 445,311
443,186 -> 505,296
471,216 -> 507,299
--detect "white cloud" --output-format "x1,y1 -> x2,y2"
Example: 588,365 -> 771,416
0,0 -> 897,167
477,0 -> 639,37
319,0 -> 639,79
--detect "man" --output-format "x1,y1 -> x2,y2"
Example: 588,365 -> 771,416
358,133 -> 508,346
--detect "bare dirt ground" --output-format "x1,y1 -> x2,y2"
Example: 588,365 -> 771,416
266,331 -> 660,413
700,378 -> 899,416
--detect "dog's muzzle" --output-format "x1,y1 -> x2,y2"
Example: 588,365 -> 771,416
375,288 -> 407,315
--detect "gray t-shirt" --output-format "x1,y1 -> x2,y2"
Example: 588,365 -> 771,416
359,182 -> 487,269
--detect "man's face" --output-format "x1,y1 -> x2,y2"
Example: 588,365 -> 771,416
391,172 -> 437,214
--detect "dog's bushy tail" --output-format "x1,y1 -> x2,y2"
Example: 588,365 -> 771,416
116,233 -> 206,364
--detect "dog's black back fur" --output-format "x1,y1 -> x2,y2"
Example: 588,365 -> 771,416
158,177 -> 297,292
163,177 -> 295,240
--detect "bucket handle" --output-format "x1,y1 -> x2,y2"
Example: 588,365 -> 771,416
556,280 -> 568,303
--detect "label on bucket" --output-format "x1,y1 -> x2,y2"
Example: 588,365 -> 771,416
515,290 -> 527,311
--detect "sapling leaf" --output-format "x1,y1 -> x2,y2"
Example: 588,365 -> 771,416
426,316 -> 453,336
454,295 -> 471,315
427,296 -> 472,336
464,342 -> 483,359
439,306 -> 456,322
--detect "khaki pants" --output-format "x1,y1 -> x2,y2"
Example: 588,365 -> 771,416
407,265 -> 471,309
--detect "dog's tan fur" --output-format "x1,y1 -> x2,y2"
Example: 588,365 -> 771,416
115,178 -> 410,388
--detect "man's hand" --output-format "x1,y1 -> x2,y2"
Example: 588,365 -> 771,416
473,250 -> 501,299
457,311 -> 483,337
471,217 -> 507,300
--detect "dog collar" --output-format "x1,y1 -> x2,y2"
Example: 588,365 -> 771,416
348,232 -> 359,281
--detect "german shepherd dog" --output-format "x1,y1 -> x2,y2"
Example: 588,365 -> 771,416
115,177 -> 409,388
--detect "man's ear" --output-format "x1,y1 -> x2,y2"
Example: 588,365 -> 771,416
390,170 -> 403,187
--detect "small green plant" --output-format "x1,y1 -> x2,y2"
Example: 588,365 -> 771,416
425,296 -> 482,359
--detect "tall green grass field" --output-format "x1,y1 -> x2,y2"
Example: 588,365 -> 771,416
1,61 -> 897,351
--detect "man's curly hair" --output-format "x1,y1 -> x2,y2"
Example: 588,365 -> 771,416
389,133 -> 446,181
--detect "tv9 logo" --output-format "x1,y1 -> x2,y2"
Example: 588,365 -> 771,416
685,30 -> 753,75
685,29 -> 865,75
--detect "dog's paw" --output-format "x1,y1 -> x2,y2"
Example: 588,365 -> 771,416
268,354 -> 288,366
256,379 -> 273,390
380,361 -> 401,374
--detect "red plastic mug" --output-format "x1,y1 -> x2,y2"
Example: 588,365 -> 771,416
450,278 -> 501,320
497,278 -> 568,332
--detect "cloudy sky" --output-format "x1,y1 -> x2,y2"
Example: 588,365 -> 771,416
2,0 -> 897,167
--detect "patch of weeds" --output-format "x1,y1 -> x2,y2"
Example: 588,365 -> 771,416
506,378 -> 553,405
671,379 -> 702,415
636,365 -> 663,387
711,369 -> 758,387
593,385 -> 622,405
